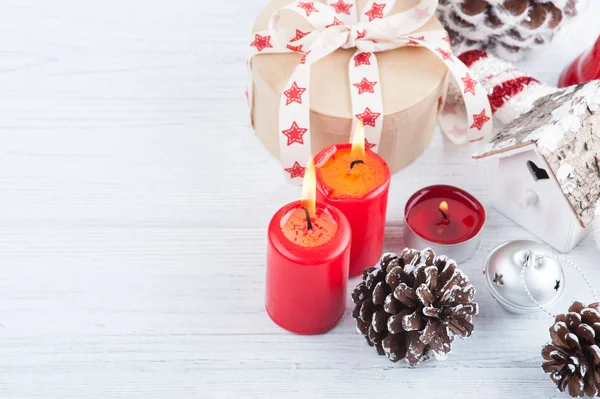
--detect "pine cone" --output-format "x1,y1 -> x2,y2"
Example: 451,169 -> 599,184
542,301 -> 600,397
351,248 -> 479,366
436,0 -> 584,61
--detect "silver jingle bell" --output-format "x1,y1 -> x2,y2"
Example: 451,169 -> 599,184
483,240 -> 565,313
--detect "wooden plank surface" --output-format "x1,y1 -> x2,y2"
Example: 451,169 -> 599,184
1,1 -> 600,398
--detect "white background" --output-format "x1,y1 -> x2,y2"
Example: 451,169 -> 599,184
1,1 -> 600,398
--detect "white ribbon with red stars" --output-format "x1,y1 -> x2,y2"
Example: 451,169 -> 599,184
247,0 -> 492,183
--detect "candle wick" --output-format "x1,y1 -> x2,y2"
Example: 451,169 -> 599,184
350,159 -> 364,169
301,206 -> 313,230
439,209 -> 448,220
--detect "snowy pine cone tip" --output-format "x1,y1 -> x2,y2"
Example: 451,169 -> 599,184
542,301 -> 600,397
351,248 -> 478,366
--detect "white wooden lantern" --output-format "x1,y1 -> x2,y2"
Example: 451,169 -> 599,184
473,82 -> 600,253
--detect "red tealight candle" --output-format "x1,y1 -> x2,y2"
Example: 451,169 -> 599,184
266,161 -> 351,334
314,124 -> 391,277
404,185 -> 485,262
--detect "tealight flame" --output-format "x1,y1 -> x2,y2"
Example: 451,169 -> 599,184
350,121 -> 366,159
301,158 -> 316,216
439,201 -> 449,213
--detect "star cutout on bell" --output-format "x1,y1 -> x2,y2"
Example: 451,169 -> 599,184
492,273 -> 504,287
283,82 -> 306,105
353,77 -> 377,95
364,2 -> 386,21
470,109 -> 491,131
284,162 -> 306,179
355,107 -> 381,128
353,52 -> 372,67
281,122 -> 308,146
297,2 -> 319,17
331,0 -> 353,15
461,73 -> 478,95
250,34 -> 273,52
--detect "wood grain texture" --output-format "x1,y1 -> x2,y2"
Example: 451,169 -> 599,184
0,1 -> 599,398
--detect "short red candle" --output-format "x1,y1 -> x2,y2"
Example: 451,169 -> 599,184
404,185 -> 485,262
266,200 -> 351,334
314,143 -> 390,277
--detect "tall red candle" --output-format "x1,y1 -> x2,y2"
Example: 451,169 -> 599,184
266,159 -> 351,335
314,136 -> 390,277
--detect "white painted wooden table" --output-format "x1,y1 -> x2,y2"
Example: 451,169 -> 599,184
1,1 -> 599,398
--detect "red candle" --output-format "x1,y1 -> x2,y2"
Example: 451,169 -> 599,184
314,125 -> 390,277
404,185 -> 485,262
265,162 -> 351,334
558,34 -> 600,88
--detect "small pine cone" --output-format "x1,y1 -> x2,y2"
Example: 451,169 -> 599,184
436,0 -> 584,61
351,248 -> 479,366
542,301 -> 600,397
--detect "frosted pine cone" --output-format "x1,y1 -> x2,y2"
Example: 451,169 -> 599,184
542,301 -> 600,397
436,0 -> 586,61
351,248 -> 479,366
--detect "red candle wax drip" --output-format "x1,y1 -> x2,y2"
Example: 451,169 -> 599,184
405,185 -> 485,245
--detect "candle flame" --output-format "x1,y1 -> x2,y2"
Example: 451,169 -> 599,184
301,158 -> 316,216
350,121 -> 366,159
439,201 -> 449,213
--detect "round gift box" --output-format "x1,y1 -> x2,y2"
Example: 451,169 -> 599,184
250,0 -> 449,174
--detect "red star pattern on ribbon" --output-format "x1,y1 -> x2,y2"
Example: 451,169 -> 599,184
291,29 -> 309,42
287,44 -> 303,52
353,52 -> 372,67
449,125 -> 468,137
356,29 -> 367,39
299,50 -> 311,65
250,34 -> 273,52
364,138 -> 376,151
436,47 -> 453,61
407,35 -> 425,46
283,82 -> 306,105
326,17 -> 344,28
285,162 -> 306,179
442,34 -> 452,46
412,6 -> 430,20
461,73 -> 477,95
297,2 -> 319,17
331,0 -> 353,14
443,102 -> 459,115
356,107 -> 381,127
365,3 -> 386,21
353,77 -> 377,94
282,122 -> 308,146
470,109 -> 490,131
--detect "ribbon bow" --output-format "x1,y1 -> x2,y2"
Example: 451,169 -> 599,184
247,0 -> 492,182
